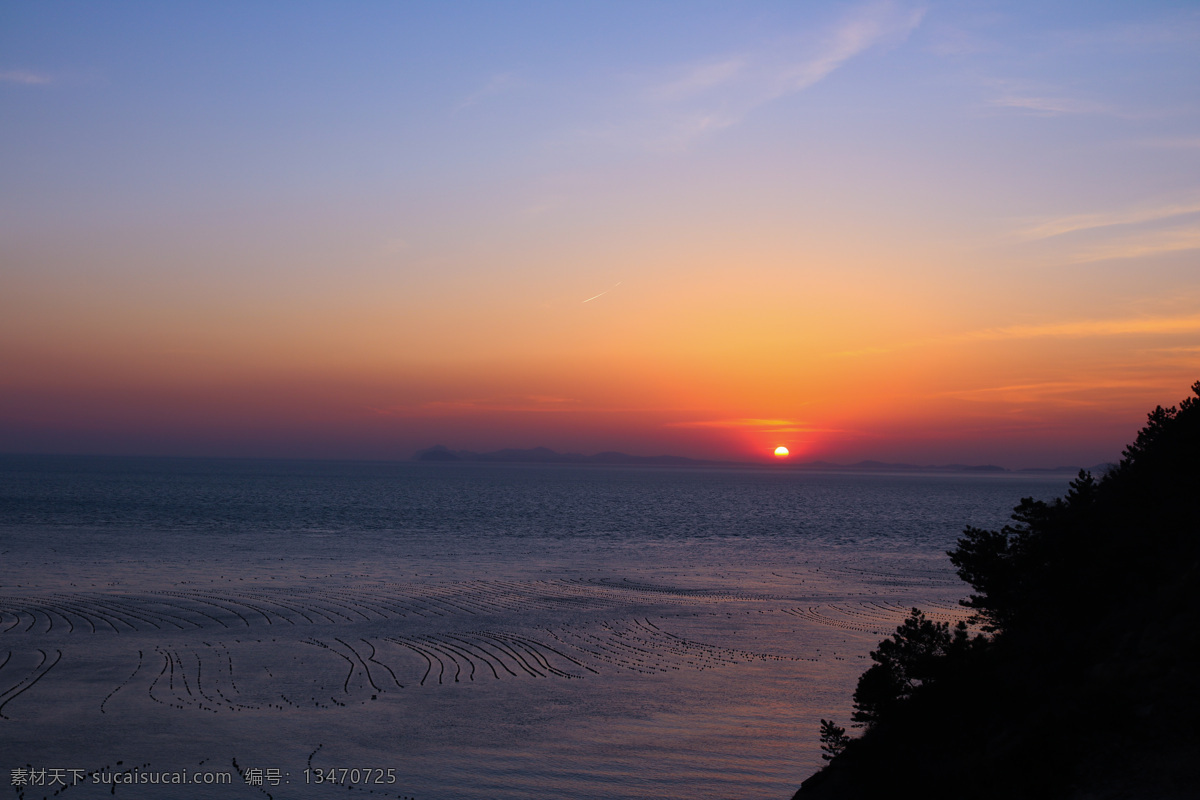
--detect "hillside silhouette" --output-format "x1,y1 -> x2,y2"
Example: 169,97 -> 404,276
795,382 -> 1200,799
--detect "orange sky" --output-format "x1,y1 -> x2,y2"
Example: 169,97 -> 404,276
2,2 -> 1199,467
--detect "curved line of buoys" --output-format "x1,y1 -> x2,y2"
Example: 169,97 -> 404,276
149,596 -> 229,629
158,592 -> 247,627
101,649 -> 142,714
58,598 -> 125,633
147,649 -> 171,706
0,649 -> 48,716
78,594 -> 169,631
475,633 -> 542,677
334,637 -> 381,692
417,638 -> 461,682
32,600 -> 81,633
322,590 -> 396,620
385,636 -> 436,686
0,610 -> 25,634
303,639 -> 356,694
193,649 -> 217,703
0,648 -> 62,719
493,633 -> 577,679
444,635 -> 501,680
229,592 -> 306,625
427,639 -> 473,682
361,638 -> 404,689
102,595 -> 200,630
456,635 -> 518,678
46,599 -> 99,633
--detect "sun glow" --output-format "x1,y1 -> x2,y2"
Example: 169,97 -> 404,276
773,446 -> 789,458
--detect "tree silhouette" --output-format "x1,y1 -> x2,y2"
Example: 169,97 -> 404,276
798,381 -> 1200,798
851,609 -> 968,727
949,380 -> 1200,635
818,719 -> 850,761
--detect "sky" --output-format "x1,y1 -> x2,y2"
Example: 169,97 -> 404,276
2,1 -> 1199,468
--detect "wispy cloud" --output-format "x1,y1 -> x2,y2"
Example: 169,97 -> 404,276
1051,16 -> 1200,51
832,312 -> 1200,358
1136,137 -> 1200,150
770,1 -> 926,94
1006,196 -> 1200,263
967,314 -> 1200,342
934,379 -> 1165,408
622,1 -> 925,148
455,72 -> 519,112
1065,227 -> 1200,263
379,237 -> 410,256
923,18 -> 1002,57
371,395 -> 580,416
983,77 -> 1111,116
648,58 -> 746,103
667,418 -> 798,428
582,281 -> 621,303
665,418 -> 832,434
989,93 -> 1110,115
0,70 -> 52,85
1015,199 -> 1200,242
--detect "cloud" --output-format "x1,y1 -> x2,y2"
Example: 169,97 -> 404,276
648,58 -> 746,102
667,418 -> 798,428
981,76 -> 1112,116
1015,199 -> 1200,242
934,379 -> 1166,408
771,1 -> 926,94
967,314 -> 1200,342
831,312 -> 1200,358
0,70 -> 52,85
1051,17 -> 1200,51
582,281 -> 621,303
1009,197 -> 1200,263
1065,227 -> 1200,263
371,395 -> 581,417
665,418 -> 832,434
380,237 -> 410,256
923,19 -> 1001,57
626,1 -> 925,148
455,72 -> 519,111
1137,137 -> 1200,150
989,93 -> 1110,115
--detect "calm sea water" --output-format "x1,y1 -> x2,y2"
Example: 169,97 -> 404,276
0,456 -> 1070,799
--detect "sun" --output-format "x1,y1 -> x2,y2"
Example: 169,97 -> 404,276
773,445 -> 790,458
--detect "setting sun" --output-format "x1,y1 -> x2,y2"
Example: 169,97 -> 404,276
774,446 -> 790,458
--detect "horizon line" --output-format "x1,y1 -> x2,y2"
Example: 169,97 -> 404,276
0,447 -> 1116,475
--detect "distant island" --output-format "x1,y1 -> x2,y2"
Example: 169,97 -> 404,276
414,445 -> 1103,474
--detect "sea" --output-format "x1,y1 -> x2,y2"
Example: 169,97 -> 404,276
0,455 -> 1072,799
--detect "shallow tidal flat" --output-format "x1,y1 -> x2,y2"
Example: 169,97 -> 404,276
2,560 -> 967,799
0,460 -> 1066,799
